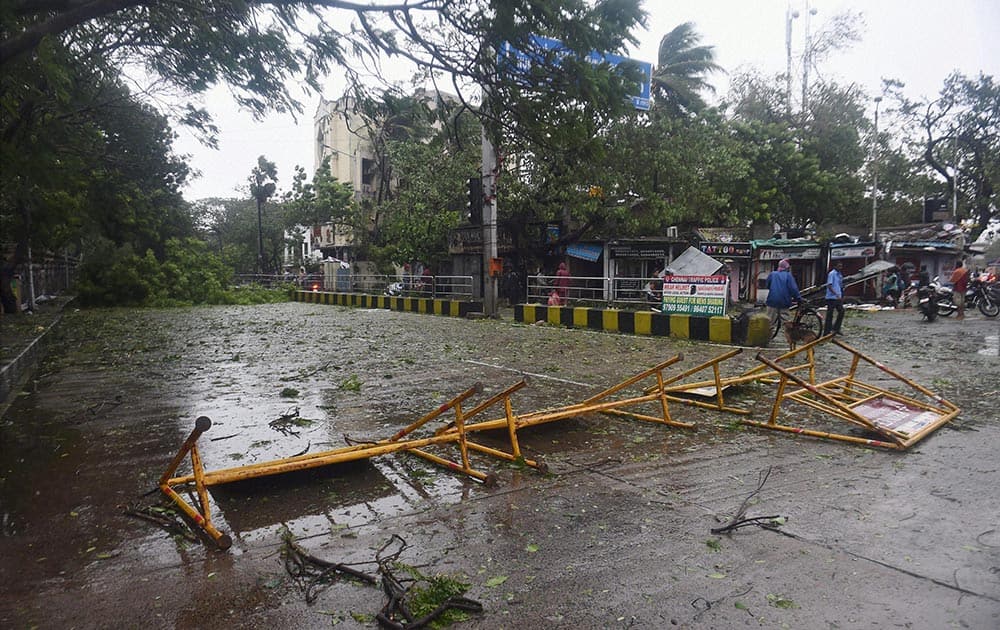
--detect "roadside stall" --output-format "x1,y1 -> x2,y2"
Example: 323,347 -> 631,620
828,239 -> 878,300
694,227 -> 752,304
607,236 -> 687,302
879,223 -> 965,284
751,238 -> 822,305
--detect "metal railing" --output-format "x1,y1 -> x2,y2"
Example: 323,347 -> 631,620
233,271 -> 718,309
526,274 -> 668,307
350,274 -> 474,299
6,255 -> 79,312
232,273 -> 475,299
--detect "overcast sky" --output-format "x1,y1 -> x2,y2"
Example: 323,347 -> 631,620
173,0 -> 1000,202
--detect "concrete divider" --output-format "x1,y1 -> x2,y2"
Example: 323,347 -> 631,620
515,303 -> 773,347
293,292 -> 772,347
294,291 -> 482,318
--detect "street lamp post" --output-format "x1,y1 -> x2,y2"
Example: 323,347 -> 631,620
871,96 -> 882,244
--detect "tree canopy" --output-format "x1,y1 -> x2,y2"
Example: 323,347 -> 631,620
1,2 -> 995,309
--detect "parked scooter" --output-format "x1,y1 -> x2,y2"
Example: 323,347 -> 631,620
966,275 -> 1000,317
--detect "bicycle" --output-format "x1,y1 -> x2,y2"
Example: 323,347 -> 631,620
769,299 -> 824,345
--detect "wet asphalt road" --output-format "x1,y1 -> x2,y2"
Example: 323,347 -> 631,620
0,302 -> 998,629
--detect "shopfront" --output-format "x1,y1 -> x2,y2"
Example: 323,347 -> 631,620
829,242 -> 877,299
751,239 -> 822,304
880,223 -> 966,285
698,241 -> 752,303
607,238 -> 687,302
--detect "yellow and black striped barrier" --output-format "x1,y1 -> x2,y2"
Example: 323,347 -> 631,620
294,291 -> 482,318
514,303 -> 772,347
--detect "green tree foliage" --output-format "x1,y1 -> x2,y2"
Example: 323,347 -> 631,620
3,1 -> 648,150
248,156 -> 278,272
894,72 -> 999,235
722,69 -> 870,231
190,197 -> 260,273
2,0 -> 648,306
0,36 -> 191,266
651,22 -> 723,115
283,159 -> 354,229
281,158 -> 355,268
353,96 -> 480,268
75,237 -> 232,306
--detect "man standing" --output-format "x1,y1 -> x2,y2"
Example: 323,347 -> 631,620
823,260 -> 845,336
766,259 -> 801,331
950,259 -> 970,320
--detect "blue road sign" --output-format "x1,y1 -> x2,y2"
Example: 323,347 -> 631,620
499,35 -> 652,111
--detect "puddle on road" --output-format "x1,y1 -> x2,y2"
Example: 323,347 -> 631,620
202,453 -> 475,544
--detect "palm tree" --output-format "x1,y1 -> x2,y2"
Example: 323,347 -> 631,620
652,22 -> 723,115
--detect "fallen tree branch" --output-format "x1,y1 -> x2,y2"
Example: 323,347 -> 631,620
269,407 -> 303,436
123,501 -> 199,542
711,466 -> 785,535
281,528 -> 377,604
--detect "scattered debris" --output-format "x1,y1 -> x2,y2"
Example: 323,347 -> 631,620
280,361 -> 336,382
269,407 -> 310,436
123,499 -> 199,543
711,467 -> 785,534
375,536 -> 482,630
279,531 -> 483,628
208,433 -> 241,442
281,528 -> 376,604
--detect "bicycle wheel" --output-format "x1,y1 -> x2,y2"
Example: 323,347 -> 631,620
797,309 -> 824,338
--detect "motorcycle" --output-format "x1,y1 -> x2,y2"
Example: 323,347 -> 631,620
966,276 -> 1000,317
916,281 -> 938,322
932,278 -> 959,317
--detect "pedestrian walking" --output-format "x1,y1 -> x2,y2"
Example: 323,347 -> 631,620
823,260 -> 845,336
949,259 -> 970,320
765,259 -> 801,330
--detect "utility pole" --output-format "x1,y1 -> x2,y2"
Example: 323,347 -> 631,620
256,196 -> 265,274
951,137 -> 959,221
481,125 -> 498,318
871,96 -> 882,243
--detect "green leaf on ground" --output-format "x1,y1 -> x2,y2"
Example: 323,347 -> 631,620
767,593 -> 797,609
485,575 -> 508,587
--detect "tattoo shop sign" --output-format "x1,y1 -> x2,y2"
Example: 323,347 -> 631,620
661,275 -> 729,316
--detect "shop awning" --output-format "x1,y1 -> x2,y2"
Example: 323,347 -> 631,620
567,243 -> 603,262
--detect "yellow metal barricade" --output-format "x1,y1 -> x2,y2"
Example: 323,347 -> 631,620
159,355 -> 704,547
646,337 -> 827,413
741,339 -> 959,450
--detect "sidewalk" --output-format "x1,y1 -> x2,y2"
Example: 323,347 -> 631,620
0,295 -> 74,407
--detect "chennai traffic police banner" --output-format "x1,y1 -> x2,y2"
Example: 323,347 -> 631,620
662,275 -> 728,316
